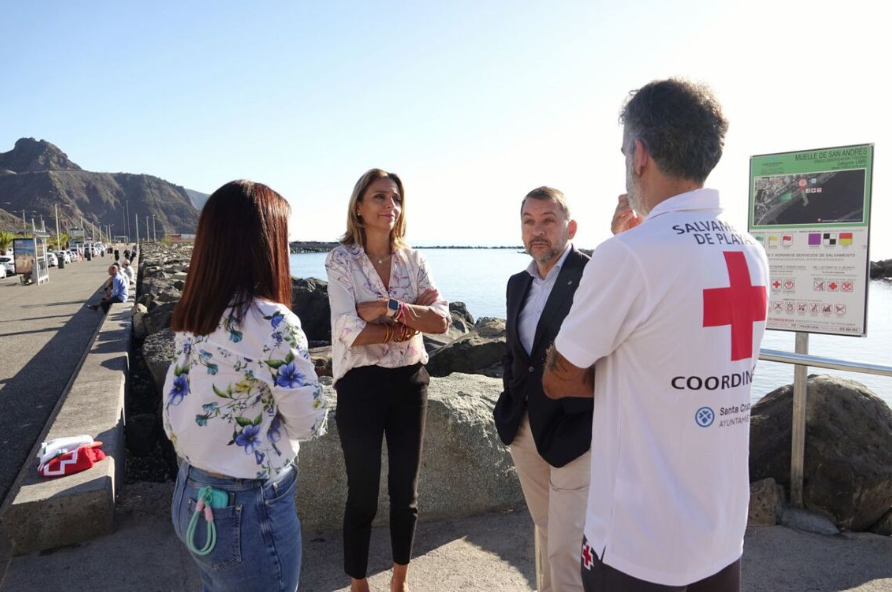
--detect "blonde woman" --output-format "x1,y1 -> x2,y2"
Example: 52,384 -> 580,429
325,169 -> 449,592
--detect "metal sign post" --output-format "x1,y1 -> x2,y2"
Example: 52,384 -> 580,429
789,332 -> 809,506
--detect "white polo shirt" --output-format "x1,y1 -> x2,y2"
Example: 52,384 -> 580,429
555,188 -> 769,586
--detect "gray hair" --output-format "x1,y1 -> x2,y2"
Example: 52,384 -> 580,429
620,78 -> 728,184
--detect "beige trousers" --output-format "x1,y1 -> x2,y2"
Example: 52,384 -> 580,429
510,414 -> 591,592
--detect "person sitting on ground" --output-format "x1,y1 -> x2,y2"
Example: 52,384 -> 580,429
101,262 -> 122,293
88,264 -> 129,313
121,259 -> 135,284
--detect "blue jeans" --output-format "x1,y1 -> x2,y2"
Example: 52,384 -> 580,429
171,461 -> 302,592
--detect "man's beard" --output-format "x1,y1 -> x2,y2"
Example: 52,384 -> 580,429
527,240 -> 563,263
626,167 -> 648,217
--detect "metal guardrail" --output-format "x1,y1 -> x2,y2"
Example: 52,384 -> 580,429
758,339 -> 892,506
760,348 -> 892,377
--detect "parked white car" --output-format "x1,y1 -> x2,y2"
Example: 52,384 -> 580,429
47,252 -> 58,267
0,255 -> 15,275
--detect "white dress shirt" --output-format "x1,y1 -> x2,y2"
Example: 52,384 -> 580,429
518,244 -> 572,355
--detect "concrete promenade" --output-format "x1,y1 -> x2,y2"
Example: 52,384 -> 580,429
1,479 -> 891,591
0,256 -> 113,506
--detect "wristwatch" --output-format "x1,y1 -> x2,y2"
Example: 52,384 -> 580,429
386,298 -> 400,318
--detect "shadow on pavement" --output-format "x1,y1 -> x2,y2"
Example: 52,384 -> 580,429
0,286 -> 107,507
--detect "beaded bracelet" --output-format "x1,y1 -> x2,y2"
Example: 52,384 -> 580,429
395,301 -> 408,324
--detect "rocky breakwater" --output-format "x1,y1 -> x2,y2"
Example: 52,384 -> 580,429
297,373 -> 523,531
749,375 -> 892,533
135,247 -> 524,527
870,258 -> 892,281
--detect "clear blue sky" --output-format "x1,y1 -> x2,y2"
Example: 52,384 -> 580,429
2,0 -> 889,257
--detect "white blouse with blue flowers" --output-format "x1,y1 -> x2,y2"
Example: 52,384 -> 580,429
162,298 -> 328,479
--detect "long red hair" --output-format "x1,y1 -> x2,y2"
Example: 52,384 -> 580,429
171,180 -> 292,335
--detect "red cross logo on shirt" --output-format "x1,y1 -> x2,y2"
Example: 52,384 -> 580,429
582,543 -> 594,570
703,251 -> 768,361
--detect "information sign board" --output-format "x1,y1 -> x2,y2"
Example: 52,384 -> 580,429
748,144 -> 873,336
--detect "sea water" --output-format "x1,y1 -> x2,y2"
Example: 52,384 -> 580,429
291,249 -> 892,405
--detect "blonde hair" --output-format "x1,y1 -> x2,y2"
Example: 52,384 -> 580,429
339,168 -> 408,250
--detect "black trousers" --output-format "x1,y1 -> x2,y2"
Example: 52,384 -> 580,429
100,295 -> 125,313
335,363 -> 429,579
581,537 -> 740,592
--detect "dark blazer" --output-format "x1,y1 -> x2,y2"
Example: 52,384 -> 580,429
493,245 -> 593,468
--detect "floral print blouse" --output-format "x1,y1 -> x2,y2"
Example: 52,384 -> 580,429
325,244 -> 450,385
162,298 -> 328,479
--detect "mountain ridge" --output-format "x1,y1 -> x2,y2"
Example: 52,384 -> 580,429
0,138 -> 198,236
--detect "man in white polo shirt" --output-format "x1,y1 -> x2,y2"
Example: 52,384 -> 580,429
543,78 -> 769,591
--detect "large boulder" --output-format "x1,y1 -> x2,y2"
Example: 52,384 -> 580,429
138,277 -> 179,310
871,509 -> 892,536
425,317 -> 506,377
869,259 -> 892,279
296,373 -> 524,531
308,345 -> 332,378
291,277 -> 331,343
143,302 -> 177,337
750,375 -> 892,531
748,478 -> 784,527
142,328 -> 175,398
132,304 -> 148,340
449,301 -> 475,333
422,302 -> 475,353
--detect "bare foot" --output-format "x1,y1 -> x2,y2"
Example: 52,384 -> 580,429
350,578 -> 371,592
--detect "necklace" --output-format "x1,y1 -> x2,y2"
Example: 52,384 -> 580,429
368,252 -> 392,265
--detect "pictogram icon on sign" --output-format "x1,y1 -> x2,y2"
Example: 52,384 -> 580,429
809,303 -> 820,314
835,304 -> 846,315
783,279 -> 795,291
772,301 -> 783,313
785,302 -> 795,314
813,280 -> 824,292
828,281 -> 839,292
771,280 -> 781,292
842,281 -> 853,292
797,302 -> 807,314
702,252 -> 768,361
822,304 -> 832,314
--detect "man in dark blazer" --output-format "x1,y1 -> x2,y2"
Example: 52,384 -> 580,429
494,186 -> 593,592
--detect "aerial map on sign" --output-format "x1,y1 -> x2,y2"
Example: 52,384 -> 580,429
749,144 -> 873,337
752,169 -> 866,226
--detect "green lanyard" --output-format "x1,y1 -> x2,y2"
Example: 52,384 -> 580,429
186,486 -> 218,555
